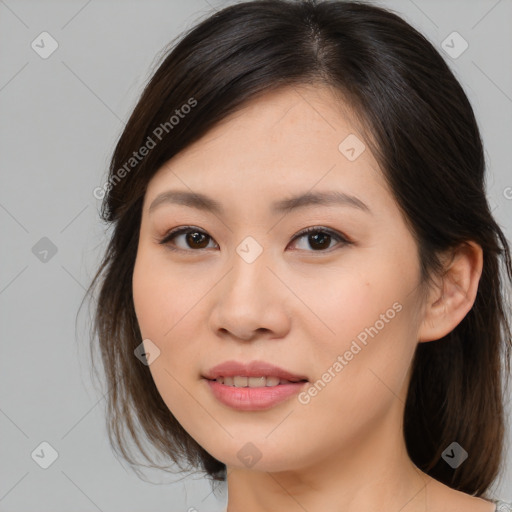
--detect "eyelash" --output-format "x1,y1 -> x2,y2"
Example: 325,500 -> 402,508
157,225 -> 352,253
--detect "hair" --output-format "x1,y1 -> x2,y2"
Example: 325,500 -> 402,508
83,0 -> 512,497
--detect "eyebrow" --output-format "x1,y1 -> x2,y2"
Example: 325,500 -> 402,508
148,189 -> 371,216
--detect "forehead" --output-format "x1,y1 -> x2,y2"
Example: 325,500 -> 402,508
171,85 -> 371,162
145,85 -> 389,213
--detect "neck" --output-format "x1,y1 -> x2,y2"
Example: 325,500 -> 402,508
225,411 -> 431,512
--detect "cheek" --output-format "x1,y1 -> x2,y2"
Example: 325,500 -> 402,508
294,307 -> 416,458
132,249 -> 190,340
132,249 -> 205,379
304,261 -> 420,393
132,261 -> 164,340
132,256 -> 195,419
302,269 -> 385,352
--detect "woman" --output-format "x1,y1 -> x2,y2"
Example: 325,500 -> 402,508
85,0 -> 512,510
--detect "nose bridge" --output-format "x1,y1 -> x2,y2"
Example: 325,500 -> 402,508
227,234 -> 273,303
209,234 -> 289,339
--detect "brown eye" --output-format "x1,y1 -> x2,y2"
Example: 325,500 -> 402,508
159,225 -> 351,253
184,231 -> 210,249
304,231 -> 331,250
289,227 -> 351,252
159,227 -> 218,251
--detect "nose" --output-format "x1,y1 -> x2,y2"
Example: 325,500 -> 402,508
208,245 -> 291,342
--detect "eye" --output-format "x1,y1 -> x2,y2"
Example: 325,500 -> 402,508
158,225 -> 352,253
288,226 -> 351,252
158,226 -> 218,251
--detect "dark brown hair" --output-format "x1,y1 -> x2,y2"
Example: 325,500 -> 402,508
83,0 -> 512,496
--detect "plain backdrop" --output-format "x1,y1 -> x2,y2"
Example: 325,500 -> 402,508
1,0 -> 511,511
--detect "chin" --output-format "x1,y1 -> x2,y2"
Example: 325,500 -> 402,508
202,436 -> 312,474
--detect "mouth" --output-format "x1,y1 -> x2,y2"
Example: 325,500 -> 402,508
204,375 -> 308,387
202,360 -> 309,411
202,359 -> 309,384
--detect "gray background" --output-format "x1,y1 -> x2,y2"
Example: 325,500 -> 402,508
1,0 -> 511,511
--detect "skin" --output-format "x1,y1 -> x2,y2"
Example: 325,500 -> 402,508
132,85 -> 490,512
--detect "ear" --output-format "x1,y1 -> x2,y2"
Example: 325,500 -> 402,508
418,241 -> 483,343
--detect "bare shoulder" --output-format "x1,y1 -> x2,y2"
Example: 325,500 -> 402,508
493,501 -> 512,512
423,476 -> 498,512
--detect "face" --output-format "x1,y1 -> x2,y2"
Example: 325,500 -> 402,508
132,85 -> 426,473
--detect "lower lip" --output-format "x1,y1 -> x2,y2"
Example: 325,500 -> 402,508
204,379 -> 308,411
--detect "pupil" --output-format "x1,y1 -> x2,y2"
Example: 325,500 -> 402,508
184,231 -> 331,250
187,231 -> 209,248
310,232 -> 329,250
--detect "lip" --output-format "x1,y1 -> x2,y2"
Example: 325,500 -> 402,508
202,360 -> 308,411
204,379 -> 307,411
202,360 -> 308,382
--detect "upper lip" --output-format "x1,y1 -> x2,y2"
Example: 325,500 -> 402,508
203,360 -> 308,382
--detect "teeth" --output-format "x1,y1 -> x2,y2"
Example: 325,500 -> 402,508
248,376 -> 265,387
214,376 -> 287,387
233,376 -> 248,387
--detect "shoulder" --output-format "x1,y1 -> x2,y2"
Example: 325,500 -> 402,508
492,500 -> 512,512
420,475 -> 501,512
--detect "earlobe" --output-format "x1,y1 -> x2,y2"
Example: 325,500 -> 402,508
417,241 -> 483,343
